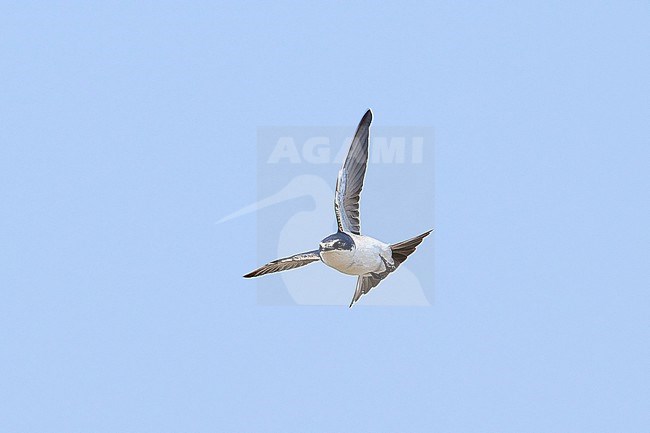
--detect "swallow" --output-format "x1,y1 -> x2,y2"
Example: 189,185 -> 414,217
244,109 -> 432,307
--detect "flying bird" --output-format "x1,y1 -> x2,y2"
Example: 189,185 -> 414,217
244,110 -> 432,307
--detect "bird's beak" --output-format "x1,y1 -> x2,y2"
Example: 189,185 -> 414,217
319,241 -> 334,251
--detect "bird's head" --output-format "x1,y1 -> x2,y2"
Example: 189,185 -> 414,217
319,232 -> 355,253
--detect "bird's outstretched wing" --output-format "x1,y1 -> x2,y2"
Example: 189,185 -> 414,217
335,109 -> 372,235
349,273 -> 384,307
243,250 -> 320,278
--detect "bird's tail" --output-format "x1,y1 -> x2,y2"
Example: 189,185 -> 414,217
390,230 -> 433,268
348,230 -> 433,307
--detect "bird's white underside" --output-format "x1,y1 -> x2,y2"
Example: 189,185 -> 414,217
319,233 -> 393,276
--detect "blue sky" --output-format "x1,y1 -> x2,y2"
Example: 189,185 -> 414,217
1,2 -> 648,432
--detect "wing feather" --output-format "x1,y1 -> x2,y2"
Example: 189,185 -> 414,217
243,250 -> 320,278
349,274 -> 384,307
335,109 -> 372,234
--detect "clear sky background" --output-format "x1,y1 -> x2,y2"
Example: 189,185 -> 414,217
1,2 -> 648,432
